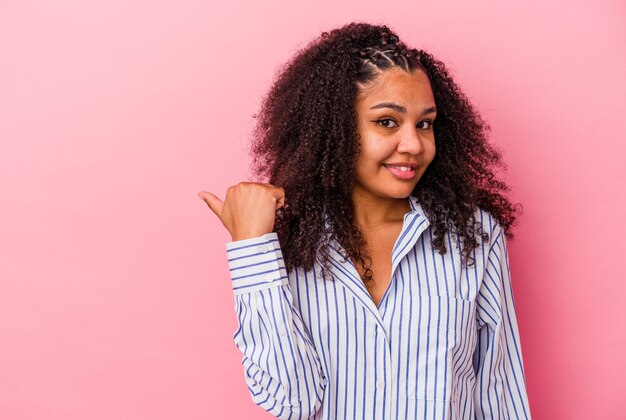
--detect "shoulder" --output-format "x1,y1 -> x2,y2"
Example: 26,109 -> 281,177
473,206 -> 504,245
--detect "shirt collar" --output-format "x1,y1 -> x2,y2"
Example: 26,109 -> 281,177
319,194 -> 431,330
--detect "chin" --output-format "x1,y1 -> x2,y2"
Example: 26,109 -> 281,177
378,187 -> 416,200
354,177 -> 418,200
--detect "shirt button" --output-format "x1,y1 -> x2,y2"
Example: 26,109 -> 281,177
278,326 -> 287,336
265,275 -> 275,282
258,244 -> 270,253
376,379 -> 385,390
290,398 -> 299,406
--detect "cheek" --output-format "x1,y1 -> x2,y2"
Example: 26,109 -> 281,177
425,138 -> 436,160
357,139 -> 380,163
363,139 -> 391,161
355,141 -> 386,179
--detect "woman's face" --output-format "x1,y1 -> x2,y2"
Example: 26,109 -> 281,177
353,67 -> 437,202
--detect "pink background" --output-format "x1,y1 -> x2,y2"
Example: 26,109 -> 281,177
1,0 -> 625,419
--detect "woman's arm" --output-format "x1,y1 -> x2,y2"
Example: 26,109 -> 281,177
226,232 -> 326,420
473,224 -> 532,419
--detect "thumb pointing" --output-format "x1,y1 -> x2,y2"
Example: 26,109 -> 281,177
198,191 -> 223,219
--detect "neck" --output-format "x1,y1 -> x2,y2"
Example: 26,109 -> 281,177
352,190 -> 412,231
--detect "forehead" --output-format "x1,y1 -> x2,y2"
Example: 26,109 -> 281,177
356,68 -> 434,106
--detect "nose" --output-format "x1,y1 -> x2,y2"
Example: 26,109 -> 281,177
396,126 -> 424,155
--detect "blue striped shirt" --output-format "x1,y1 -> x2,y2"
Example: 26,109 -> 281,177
225,195 -> 531,419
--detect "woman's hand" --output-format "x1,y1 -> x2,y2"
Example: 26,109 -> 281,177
198,182 -> 285,242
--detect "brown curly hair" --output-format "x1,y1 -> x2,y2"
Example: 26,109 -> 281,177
249,22 -> 521,285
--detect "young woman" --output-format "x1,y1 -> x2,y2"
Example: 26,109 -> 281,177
199,22 -> 531,420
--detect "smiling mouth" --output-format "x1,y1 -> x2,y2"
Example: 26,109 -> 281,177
382,164 -> 417,180
383,164 -> 416,171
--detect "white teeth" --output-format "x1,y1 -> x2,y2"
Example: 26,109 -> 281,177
385,165 -> 413,172
387,165 -> 413,171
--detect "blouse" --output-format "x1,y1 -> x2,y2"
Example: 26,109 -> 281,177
225,194 -> 531,419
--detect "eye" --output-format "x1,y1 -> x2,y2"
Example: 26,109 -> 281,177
375,118 -> 398,128
417,119 -> 434,130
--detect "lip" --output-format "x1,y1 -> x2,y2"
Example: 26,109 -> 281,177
383,162 -> 418,169
383,163 -> 417,180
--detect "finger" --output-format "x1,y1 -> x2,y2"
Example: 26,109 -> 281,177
198,191 -> 223,218
272,188 -> 286,209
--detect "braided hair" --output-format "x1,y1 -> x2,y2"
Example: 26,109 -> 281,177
250,22 -> 521,285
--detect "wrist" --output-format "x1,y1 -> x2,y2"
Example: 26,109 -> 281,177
231,231 -> 272,242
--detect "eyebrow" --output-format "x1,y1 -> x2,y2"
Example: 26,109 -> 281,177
369,102 -> 437,116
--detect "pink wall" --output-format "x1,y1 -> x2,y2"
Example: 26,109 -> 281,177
1,0 -> 625,419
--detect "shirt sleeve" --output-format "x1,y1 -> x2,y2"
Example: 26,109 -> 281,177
473,224 -> 532,419
226,232 -> 326,420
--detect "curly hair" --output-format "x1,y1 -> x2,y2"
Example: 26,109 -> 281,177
249,22 -> 521,285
